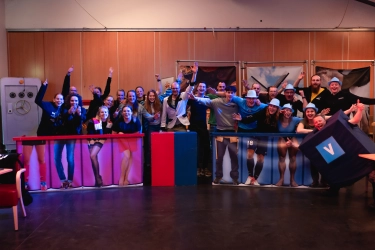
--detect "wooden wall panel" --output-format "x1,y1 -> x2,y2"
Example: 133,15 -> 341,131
194,32 -> 235,62
274,32 -> 310,83
274,32 -> 310,61
347,32 -> 375,60
34,33 -> 45,81
8,32 -> 44,80
346,32 -> 375,99
81,32 -> 118,100
312,32 -> 347,70
235,32 -> 273,62
44,32 -> 81,100
118,32 -> 155,93
158,32 -> 190,85
235,32 -> 273,92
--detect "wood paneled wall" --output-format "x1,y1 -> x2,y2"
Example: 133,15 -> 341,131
7,31 -> 375,100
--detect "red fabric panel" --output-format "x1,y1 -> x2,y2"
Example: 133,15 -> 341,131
151,132 -> 174,186
0,184 -> 18,207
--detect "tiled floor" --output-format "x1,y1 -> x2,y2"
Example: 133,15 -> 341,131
1,179 -> 375,250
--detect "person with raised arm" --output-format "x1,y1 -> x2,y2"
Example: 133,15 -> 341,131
324,77 -> 375,116
192,85 -> 240,185
155,73 -> 173,102
86,67 -> 113,122
277,83 -> 304,117
188,82 -> 211,178
160,62 -> 197,132
61,65 -> 83,106
26,79 -> 64,191
292,72 -> 330,113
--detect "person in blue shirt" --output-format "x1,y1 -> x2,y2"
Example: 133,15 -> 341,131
232,97 -> 278,185
54,94 -> 86,189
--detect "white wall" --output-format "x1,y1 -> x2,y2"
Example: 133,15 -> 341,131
5,0 -> 375,30
0,0 -> 8,77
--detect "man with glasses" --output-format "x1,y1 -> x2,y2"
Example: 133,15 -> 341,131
277,83 -> 303,116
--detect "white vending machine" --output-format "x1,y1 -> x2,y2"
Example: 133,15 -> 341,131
1,77 -> 41,150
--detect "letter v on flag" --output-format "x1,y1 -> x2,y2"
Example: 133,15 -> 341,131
323,143 -> 334,155
316,136 -> 345,164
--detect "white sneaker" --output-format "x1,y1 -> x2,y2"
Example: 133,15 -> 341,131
252,179 -> 260,186
245,176 -> 252,185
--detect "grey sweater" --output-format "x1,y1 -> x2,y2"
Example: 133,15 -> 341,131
195,97 -> 238,131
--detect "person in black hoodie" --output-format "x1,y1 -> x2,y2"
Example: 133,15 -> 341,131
26,79 -> 64,191
54,94 -> 86,189
325,77 -> 375,115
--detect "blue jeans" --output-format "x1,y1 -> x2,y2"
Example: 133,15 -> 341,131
54,139 -> 76,181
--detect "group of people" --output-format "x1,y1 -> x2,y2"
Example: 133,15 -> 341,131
193,72 -> 375,191
24,64 -> 375,201
27,66 -> 144,189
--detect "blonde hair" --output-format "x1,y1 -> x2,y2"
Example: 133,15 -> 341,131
95,106 -> 111,123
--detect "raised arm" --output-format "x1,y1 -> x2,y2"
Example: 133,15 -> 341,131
102,67 -> 113,100
62,65 -> 74,98
190,62 -> 198,83
181,62 -> 198,100
348,91 -> 375,106
35,79 -> 48,106
155,74 -> 162,94
348,99 -> 365,125
299,90 -> 308,109
242,79 -> 251,91
278,82 -> 287,95
293,72 -> 305,87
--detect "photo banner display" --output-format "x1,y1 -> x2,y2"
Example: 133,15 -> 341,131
246,66 -> 304,90
179,66 -> 237,91
212,134 -> 313,187
15,136 -> 143,191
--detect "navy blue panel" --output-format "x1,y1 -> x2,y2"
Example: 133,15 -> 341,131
174,132 -> 197,186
